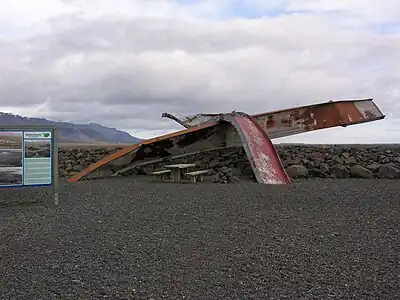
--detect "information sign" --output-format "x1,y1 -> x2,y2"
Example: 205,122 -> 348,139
0,126 -> 58,204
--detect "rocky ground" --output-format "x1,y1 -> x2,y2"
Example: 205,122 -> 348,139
0,150 -> 23,184
0,179 -> 399,299
0,149 -> 22,167
57,145 -> 400,181
25,145 -> 51,158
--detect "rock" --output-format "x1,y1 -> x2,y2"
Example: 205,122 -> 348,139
313,157 -> 324,167
286,159 -> 301,166
330,164 -> 350,178
236,161 -> 247,171
393,157 -> 400,164
222,151 -> 236,158
308,168 -> 329,178
332,155 -> 344,165
213,167 -> 240,183
143,165 -> 154,175
310,151 -> 322,159
344,156 -> 358,165
242,166 -> 254,177
59,169 -> 69,177
212,173 -> 221,183
342,152 -> 350,159
306,160 -> 315,169
366,163 -> 380,172
377,163 -> 400,179
286,165 -> 308,178
230,176 -> 240,183
72,165 -> 83,172
350,165 -> 373,178
320,163 -> 330,174
230,168 -> 242,177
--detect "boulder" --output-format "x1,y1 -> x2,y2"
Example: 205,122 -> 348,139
366,163 -> 380,172
377,163 -> 400,179
344,156 -> 358,165
350,165 -> 373,178
308,168 -> 329,178
286,165 -> 308,179
330,164 -> 350,178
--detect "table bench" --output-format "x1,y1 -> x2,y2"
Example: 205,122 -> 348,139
185,169 -> 211,183
164,163 -> 196,183
150,169 -> 171,180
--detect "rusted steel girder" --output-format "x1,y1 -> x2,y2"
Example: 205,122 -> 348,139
67,113 -> 291,184
68,99 -> 385,183
220,112 -> 291,184
162,98 -> 385,139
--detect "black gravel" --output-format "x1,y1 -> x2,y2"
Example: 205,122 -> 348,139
0,179 -> 399,299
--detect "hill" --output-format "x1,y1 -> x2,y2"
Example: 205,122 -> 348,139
0,113 -> 142,144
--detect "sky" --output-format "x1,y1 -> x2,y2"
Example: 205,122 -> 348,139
0,0 -> 399,143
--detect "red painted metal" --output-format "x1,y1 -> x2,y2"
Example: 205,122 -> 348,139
222,113 -> 291,184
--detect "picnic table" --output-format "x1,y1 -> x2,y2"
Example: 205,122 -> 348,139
164,163 -> 196,183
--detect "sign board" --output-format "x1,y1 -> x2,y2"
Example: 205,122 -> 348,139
0,126 -> 58,205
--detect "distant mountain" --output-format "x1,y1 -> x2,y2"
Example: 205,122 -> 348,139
0,113 -> 142,144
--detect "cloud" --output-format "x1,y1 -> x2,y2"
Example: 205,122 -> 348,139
0,0 -> 399,142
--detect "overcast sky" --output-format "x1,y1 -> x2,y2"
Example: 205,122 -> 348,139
0,0 -> 399,143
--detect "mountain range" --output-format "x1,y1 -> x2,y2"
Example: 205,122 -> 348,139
0,113 -> 142,144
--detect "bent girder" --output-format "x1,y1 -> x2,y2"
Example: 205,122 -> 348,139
163,98 -> 385,139
68,113 -> 290,184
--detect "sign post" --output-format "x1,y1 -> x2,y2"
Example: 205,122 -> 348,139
0,125 -> 59,205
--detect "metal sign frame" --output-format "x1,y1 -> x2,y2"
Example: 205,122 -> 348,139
0,125 -> 58,205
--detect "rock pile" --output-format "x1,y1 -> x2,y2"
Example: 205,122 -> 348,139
212,167 -> 240,184
277,145 -> 400,179
57,145 -> 400,180
58,147 -> 122,177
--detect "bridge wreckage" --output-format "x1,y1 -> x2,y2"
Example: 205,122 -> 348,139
68,98 -> 385,184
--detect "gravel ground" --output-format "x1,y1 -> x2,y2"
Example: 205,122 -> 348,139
0,179 -> 399,299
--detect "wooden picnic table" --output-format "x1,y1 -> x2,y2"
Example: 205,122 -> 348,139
164,163 -> 196,183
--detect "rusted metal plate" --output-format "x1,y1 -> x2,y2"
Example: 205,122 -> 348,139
254,101 -> 340,138
253,99 -> 385,139
223,113 -> 291,184
335,99 -> 385,125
